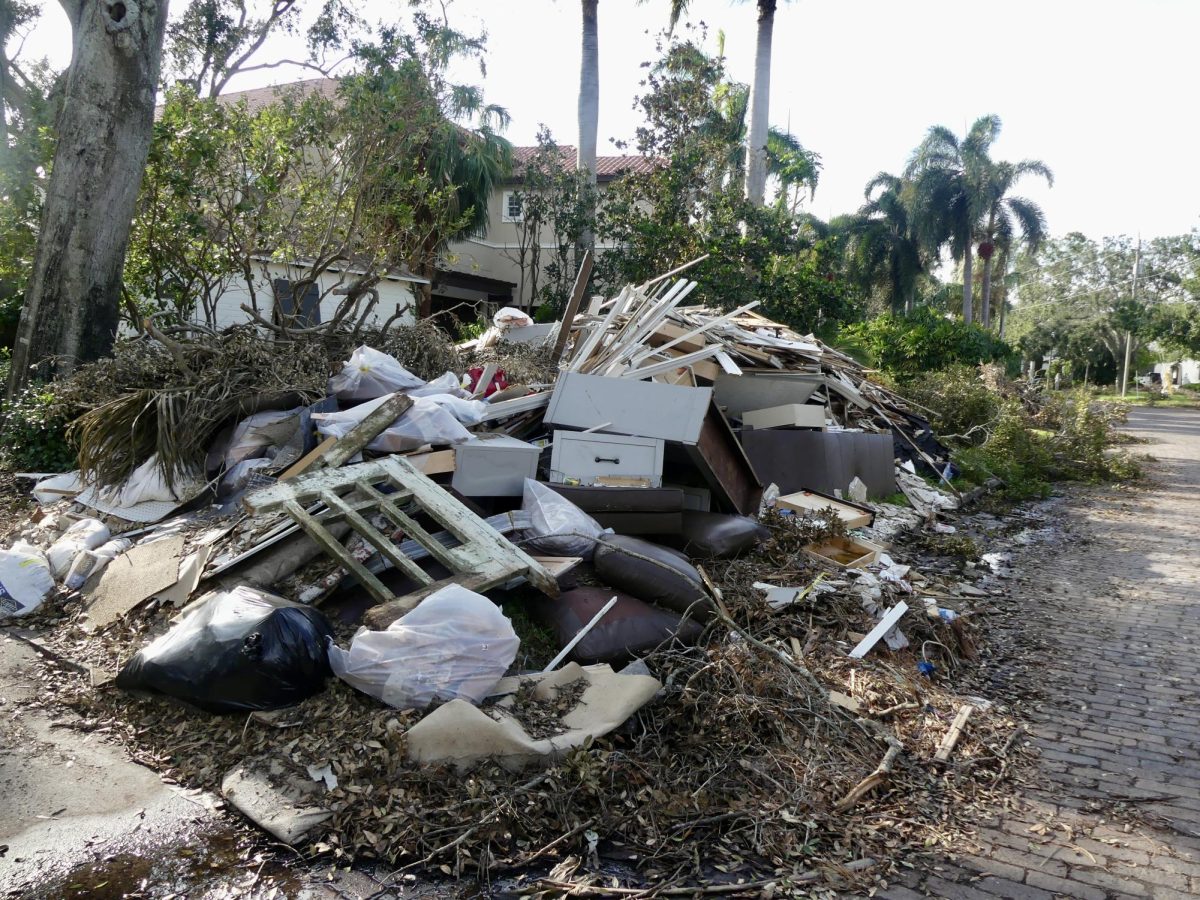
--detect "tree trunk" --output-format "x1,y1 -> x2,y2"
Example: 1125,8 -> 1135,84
743,0 -> 776,207
980,253 -> 993,329
961,243 -> 974,325
576,0 -> 599,251
8,0 -> 168,395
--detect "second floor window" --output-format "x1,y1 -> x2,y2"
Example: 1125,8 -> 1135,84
503,191 -> 523,223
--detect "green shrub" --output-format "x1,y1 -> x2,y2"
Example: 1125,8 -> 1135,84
0,384 -> 76,473
837,307 -> 1015,378
903,365 -> 1000,447
1183,382 -> 1200,393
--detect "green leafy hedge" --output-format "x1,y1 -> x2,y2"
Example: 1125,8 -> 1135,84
838,308 -> 1015,378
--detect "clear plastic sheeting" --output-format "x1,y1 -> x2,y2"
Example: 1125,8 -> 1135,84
313,393 -> 472,452
0,540 -> 55,618
520,478 -> 610,560
327,585 -> 519,709
329,346 -> 424,401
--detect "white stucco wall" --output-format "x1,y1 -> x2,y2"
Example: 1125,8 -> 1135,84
202,262 -> 418,331
1154,359 -> 1200,385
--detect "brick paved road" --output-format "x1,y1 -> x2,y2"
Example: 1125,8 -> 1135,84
883,405 -> 1200,900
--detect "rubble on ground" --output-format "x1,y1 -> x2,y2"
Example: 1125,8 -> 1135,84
0,263 -> 1034,894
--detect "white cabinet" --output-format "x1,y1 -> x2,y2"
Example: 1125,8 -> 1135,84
549,431 -> 665,487
545,372 -> 712,445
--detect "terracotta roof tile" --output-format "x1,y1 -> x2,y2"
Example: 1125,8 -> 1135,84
511,145 -> 658,180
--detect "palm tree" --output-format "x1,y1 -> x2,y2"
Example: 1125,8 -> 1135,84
905,114 -> 1001,325
658,0 -> 788,207
977,159 -> 1052,328
835,172 -> 925,313
578,0 -> 599,251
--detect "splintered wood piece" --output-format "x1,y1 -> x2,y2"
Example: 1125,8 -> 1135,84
320,392 -> 414,469
280,436 -> 337,481
935,705 -> 974,763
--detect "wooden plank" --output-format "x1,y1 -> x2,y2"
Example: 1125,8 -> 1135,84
280,436 -> 337,481
685,401 -> 763,515
630,301 -> 759,366
403,448 -> 456,476
246,457 -> 559,628
619,344 -> 723,380
714,350 -> 742,376
550,248 -> 594,364
848,601 -> 909,659
478,392 -> 550,422
319,490 -> 434,587
935,705 -> 974,763
530,556 -> 582,579
321,392 -> 414,469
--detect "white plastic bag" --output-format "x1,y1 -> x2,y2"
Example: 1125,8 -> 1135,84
224,408 -> 304,466
409,372 -> 471,399
327,585 -> 519,709
63,537 -> 132,591
0,541 -> 55,618
313,394 -> 471,452
419,393 -> 488,426
520,479 -> 609,560
329,346 -> 424,401
46,518 -> 111,579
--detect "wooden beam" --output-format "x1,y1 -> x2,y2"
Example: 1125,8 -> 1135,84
550,248 -> 594,364
320,393 -> 414,469
935,705 -> 974,763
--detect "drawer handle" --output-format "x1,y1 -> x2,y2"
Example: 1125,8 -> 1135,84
594,455 -> 621,465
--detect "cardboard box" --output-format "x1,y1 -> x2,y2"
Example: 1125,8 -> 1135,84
741,403 -> 826,430
776,489 -> 873,529
803,535 -> 884,570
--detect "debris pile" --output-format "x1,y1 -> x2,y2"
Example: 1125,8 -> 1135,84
2,260 -> 1027,893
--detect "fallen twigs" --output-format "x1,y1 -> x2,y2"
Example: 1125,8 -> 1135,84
835,737 -> 904,811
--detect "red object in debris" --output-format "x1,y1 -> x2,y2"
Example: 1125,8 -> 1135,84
466,366 -> 509,398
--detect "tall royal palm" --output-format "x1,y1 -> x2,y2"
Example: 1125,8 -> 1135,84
977,159 -> 1052,328
905,115 -> 1001,325
659,0 -> 787,207
578,0 -> 599,251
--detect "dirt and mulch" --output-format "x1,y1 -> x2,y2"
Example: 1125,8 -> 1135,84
3,490 -> 1063,899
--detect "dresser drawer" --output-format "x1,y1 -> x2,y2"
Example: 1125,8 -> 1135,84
549,431 -> 664,487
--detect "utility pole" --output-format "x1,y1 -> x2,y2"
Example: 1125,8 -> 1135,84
1120,237 -> 1141,398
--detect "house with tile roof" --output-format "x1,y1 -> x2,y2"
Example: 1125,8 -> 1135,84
440,145 -> 652,317
166,79 -> 648,327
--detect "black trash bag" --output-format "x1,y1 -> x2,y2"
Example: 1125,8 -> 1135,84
116,586 -> 334,713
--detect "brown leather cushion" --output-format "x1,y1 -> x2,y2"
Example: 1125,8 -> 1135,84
592,535 -> 714,622
534,586 -> 705,665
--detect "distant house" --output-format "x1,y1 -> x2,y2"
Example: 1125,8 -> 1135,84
160,79 -> 648,328
152,79 -> 423,332
1153,357 -> 1200,387
441,146 -> 653,315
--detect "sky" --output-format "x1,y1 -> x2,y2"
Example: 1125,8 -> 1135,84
17,0 -> 1200,241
